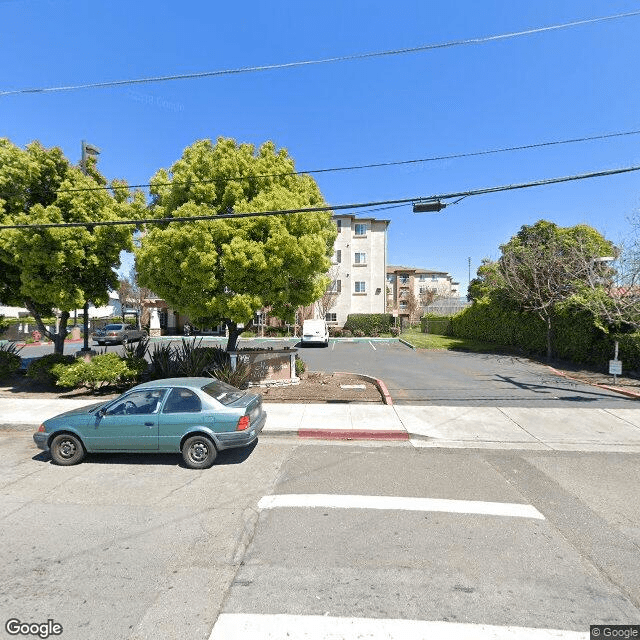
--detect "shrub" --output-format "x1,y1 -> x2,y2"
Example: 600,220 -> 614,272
210,360 -> 253,389
390,326 -> 400,337
420,314 -> 452,335
295,354 -> 306,376
53,353 -> 142,391
342,329 -> 352,337
148,343 -> 176,379
27,353 -> 75,385
123,337 -> 149,360
344,314 -> 393,336
329,328 -> 342,337
0,342 -> 22,379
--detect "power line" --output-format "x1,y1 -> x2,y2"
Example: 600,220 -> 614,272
2,10 -> 639,97
53,127 -> 640,194
2,164 -> 639,230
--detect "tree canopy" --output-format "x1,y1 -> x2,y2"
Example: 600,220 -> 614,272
135,137 -> 337,350
471,220 -> 616,358
0,139 -> 145,353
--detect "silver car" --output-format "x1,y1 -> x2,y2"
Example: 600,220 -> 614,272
93,323 -> 146,346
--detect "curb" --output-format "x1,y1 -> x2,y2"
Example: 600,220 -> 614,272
298,429 -> 409,441
547,366 -> 640,400
334,371 -> 394,406
398,338 -> 415,350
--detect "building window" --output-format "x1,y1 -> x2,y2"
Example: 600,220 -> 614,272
354,223 -> 367,236
325,313 -> 337,323
328,280 -> 341,293
336,219 -> 342,231
333,249 -> 341,264
431,275 -> 438,281
419,274 -> 426,281
354,252 -> 367,264
399,301 -> 408,309
355,281 -> 366,293
399,275 -> 409,284
387,274 -> 395,282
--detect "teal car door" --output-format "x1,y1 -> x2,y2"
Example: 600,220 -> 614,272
87,389 -> 167,451
158,388 -> 209,451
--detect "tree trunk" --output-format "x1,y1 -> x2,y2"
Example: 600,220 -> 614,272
24,300 -> 69,355
545,315 -> 553,361
225,320 -> 242,352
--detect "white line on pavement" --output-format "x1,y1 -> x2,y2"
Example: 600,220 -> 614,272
209,614 -> 585,639
258,494 -> 545,519
369,340 -> 377,350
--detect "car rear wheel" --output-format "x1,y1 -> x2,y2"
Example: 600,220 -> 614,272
182,435 -> 217,469
50,433 -> 85,466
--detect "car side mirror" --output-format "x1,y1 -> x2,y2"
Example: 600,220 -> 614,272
98,408 -> 106,417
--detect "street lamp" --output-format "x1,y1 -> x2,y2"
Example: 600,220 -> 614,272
79,140 -> 100,354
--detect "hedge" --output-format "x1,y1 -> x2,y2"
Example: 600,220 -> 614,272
449,299 -> 640,370
420,314 -> 453,335
343,314 -> 393,336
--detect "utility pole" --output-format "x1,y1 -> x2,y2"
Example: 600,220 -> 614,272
79,140 -> 100,354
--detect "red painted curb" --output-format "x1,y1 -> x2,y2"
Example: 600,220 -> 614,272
298,429 -> 408,441
334,371 -> 394,406
547,366 -> 640,400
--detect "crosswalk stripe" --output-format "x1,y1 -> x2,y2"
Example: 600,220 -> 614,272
258,494 -> 545,519
209,614 -> 586,639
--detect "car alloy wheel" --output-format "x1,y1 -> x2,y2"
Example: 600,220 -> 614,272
182,435 -> 217,469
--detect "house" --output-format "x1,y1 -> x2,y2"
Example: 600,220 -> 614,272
316,215 -> 390,327
386,265 -> 460,323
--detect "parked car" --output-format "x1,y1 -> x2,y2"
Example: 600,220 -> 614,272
301,319 -> 329,346
33,377 -> 266,469
93,323 -> 146,346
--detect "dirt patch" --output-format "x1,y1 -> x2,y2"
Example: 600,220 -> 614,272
0,371 -> 385,404
258,372 -> 384,404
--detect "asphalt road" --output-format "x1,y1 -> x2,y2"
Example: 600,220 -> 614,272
1,432 -> 638,640
18,337 -> 632,408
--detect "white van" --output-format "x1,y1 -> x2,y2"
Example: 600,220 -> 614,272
301,319 -> 329,346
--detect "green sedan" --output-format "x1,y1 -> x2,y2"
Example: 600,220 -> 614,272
33,377 -> 266,469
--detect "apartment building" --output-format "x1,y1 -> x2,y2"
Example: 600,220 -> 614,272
318,215 -> 389,326
386,265 -> 460,322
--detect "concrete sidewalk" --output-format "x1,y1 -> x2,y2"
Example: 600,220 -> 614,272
2,397 -> 640,452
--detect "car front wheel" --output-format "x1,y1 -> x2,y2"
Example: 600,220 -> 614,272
182,435 -> 217,469
50,433 -> 85,466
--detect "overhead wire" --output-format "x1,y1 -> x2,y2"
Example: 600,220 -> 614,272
1,10 -> 639,96
2,164 -> 639,230
51,127 -> 640,195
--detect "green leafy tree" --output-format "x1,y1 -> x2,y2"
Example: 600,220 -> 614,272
136,137 -> 337,351
0,139 -> 145,353
496,220 -> 615,359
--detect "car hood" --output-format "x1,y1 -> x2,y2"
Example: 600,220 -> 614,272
48,401 -> 108,420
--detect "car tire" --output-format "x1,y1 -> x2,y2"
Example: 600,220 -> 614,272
182,435 -> 217,469
50,433 -> 85,466
97,341 -> 104,346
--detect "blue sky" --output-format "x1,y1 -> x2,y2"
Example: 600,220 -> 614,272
2,0 -> 640,293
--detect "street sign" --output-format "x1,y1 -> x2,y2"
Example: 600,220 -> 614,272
609,360 -> 622,375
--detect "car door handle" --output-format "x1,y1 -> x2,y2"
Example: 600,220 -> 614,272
144,422 -> 154,427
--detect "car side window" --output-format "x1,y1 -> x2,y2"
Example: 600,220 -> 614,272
163,388 -> 202,414
106,390 -> 165,416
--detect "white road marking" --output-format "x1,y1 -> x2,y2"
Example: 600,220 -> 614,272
258,494 -> 544,519
369,340 -> 377,350
209,614 -> 585,639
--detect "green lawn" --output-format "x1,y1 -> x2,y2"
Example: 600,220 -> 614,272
399,327 -> 501,352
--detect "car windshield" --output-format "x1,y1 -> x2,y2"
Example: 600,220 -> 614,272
104,324 -> 123,330
202,380 -> 245,405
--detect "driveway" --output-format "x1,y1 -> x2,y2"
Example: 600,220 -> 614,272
295,339 -> 633,408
